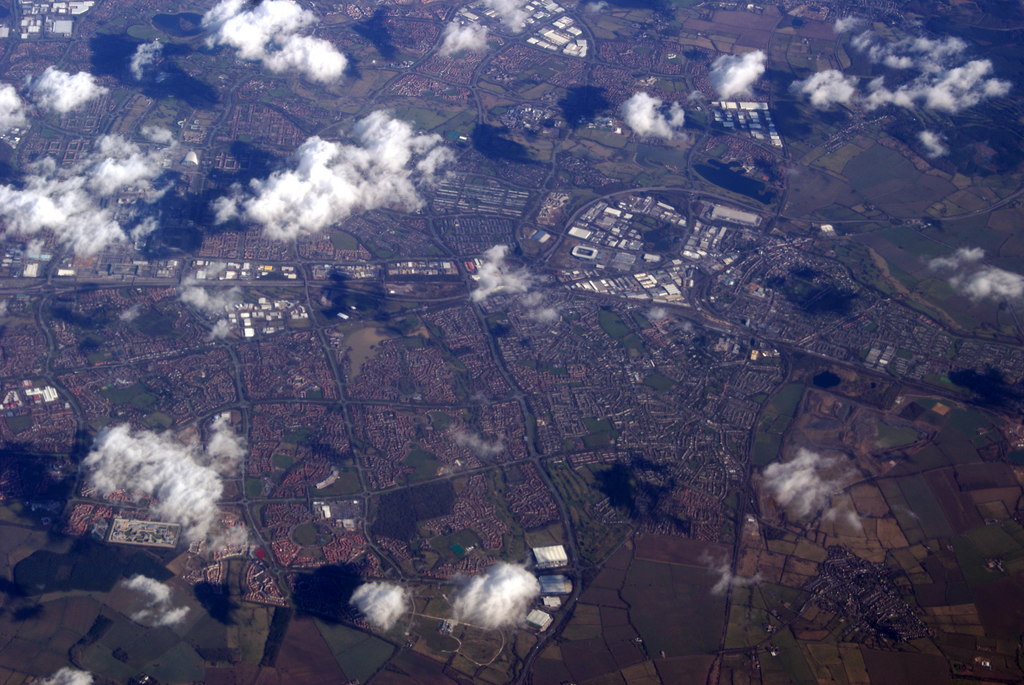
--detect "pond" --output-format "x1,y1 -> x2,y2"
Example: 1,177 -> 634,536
812,371 -> 841,389
694,159 -> 775,204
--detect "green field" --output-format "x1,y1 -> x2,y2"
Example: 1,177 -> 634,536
99,383 -> 158,408
643,372 -> 676,391
598,308 -> 632,339
404,443 -> 440,481
751,383 -> 804,466
622,560 -> 726,657
313,618 -> 393,683
876,423 -> 919,449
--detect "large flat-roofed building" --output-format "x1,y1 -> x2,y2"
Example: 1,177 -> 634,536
709,204 -> 762,227
108,518 -> 180,548
526,609 -> 553,631
532,545 -> 568,570
539,574 -> 573,594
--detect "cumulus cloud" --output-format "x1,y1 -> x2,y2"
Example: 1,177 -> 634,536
620,92 -> 686,139
119,304 -> 142,322
122,575 -> 190,627
454,429 -> 504,458
471,245 -> 533,302
854,32 -> 1010,113
852,34 -> 967,68
0,84 -> 27,132
83,418 -> 245,543
762,448 -> 857,519
440,21 -> 489,56
791,69 -> 858,108
929,246 -> 1024,301
214,111 -> 451,241
928,246 -> 984,271
918,130 -> 948,158
131,40 -> 163,80
208,318 -> 232,339
482,0 -> 530,32
952,269 -> 1024,300
703,554 -> 761,595
452,563 -> 539,629
207,413 -> 246,462
864,60 -> 1010,112
0,133 -> 176,254
584,1 -> 608,11
824,502 -> 864,533
647,306 -> 667,321
929,245 -> 1024,298
520,291 -> 559,323
179,280 -> 242,316
28,67 -> 108,114
141,124 -> 175,144
709,50 -> 766,99
472,245 -> 557,322
38,669 -> 93,685
351,582 -> 408,631
833,16 -> 864,34
203,0 -> 347,82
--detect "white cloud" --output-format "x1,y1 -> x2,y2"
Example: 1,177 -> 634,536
918,130 -> 948,158
520,291 -> 559,323
452,562 -> 539,629
208,318 -> 232,339
0,84 -> 27,132
179,279 -> 242,316
471,245 -> 533,302
953,267 -> 1024,300
119,304 -> 142,322
207,413 -> 246,463
584,1 -> 608,11
214,111 -> 451,241
482,0 -> 530,32
620,92 -> 686,139
351,582 -> 408,631
38,669 -> 93,685
122,575 -> 190,627
453,429 -> 504,458
0,134 -> 176,254
928,246 -> 984,271
203,0 -> 347,82
929,246 -> 1024,301
854,32 -> 1010,113
141,124 -> 175,144
131,40 -> 163,80
440,21 -> 489,56
647,306 -> 667,321
823,502 -> 864,533
703,553 -> 761,595
833,16 -> 864,34
83,419 -> 245,543
471,245 -> 558,322
28,67 -> 108,114
791,69 -> 858,108
709,50 -> 766,99
762,448 -> 857,519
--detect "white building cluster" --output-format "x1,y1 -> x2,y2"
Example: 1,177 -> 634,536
9,0 -> 94,38
711,101 -> 782,148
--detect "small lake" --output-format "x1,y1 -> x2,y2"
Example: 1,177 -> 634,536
695,160 -> 775,204
812,371 -> 841,389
